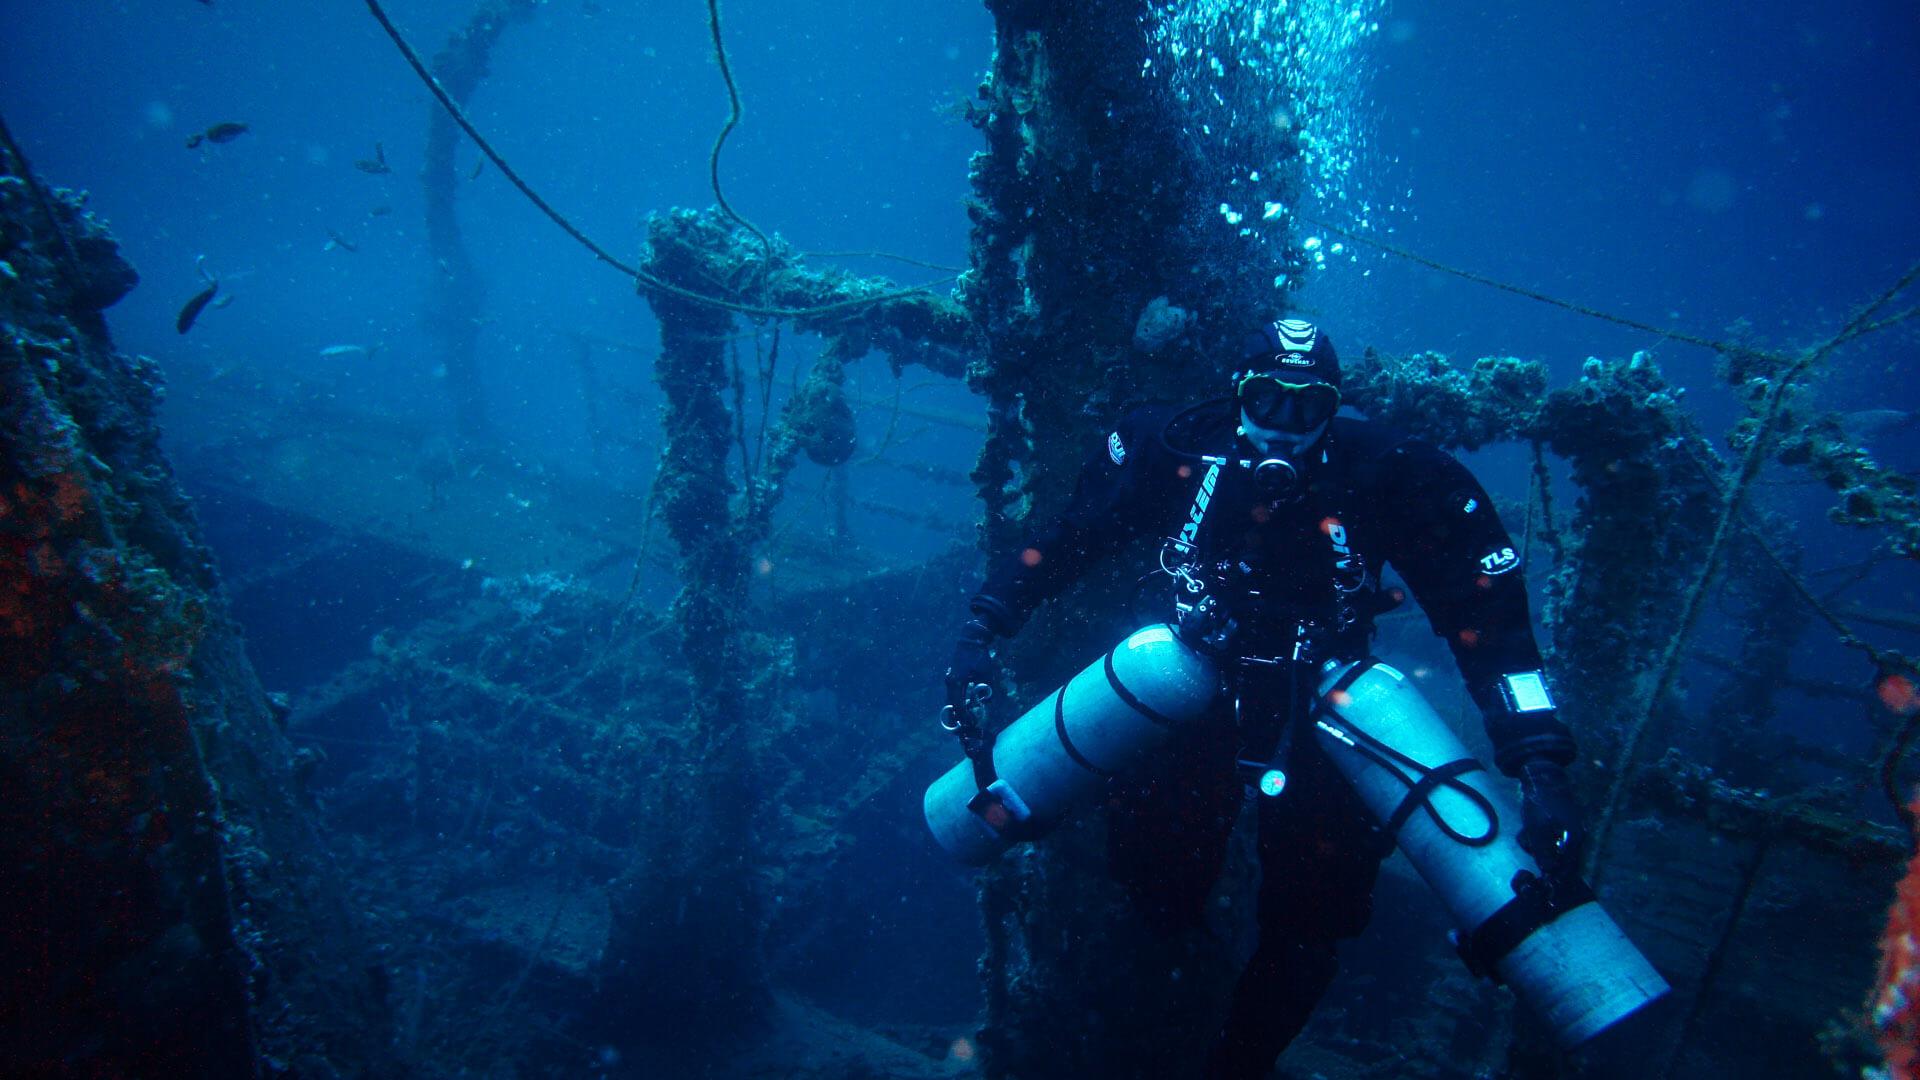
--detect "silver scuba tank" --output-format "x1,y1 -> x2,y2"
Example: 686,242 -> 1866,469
1312,658 -> 1670,1048
923,624 -> 1222,866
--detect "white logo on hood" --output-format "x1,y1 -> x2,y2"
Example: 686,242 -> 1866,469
1274,318 -> 1319,353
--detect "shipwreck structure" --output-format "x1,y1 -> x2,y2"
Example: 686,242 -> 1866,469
3,0 -> 1917,1077
0,123 -> 392,1074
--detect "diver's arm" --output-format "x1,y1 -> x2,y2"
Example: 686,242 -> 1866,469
1378,442 -> 1576,777
966,410 -> 1162,637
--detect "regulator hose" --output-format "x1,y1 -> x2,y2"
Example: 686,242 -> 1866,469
1316,685 -> 1500,848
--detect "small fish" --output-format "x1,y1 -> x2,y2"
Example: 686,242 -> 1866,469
324,229 -> 359,254
354,142 -> 392,175
175,288 -> 216,333
319,343 -> 383,361
468,159 -> 486,181
175,256 -> 219,334
368,205 -> 393,218
185,121 -> 249,150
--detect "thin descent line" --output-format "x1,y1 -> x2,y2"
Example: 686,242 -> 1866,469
1303,216 -> 1774,360
361,0 -> 953,320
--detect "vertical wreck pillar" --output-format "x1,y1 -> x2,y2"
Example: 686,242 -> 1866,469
962,1 -> 1293,1075
613,210 -> 772,1039
422,0 -> 538,443
608,204 -> 978,1050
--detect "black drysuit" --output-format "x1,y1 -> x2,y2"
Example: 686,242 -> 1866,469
966,400 -> 1574,1077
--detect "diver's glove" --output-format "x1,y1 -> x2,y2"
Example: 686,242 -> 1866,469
1516,758 -> 1585,878
944,618 -> 1000,714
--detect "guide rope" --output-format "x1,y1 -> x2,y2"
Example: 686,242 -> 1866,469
362,0 -> 953,319
705,0 -> 773,261
1304,216 -> 1919,364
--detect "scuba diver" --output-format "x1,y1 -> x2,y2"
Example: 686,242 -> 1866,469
941,319 -> 1587,1078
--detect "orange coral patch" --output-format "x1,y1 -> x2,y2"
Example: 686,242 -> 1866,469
49,471 -> 93,525
1880,673 -> 1920,717
1872,796 -> 1920,1078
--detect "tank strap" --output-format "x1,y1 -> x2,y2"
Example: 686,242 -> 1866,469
953,706 -> 996,789
967,746 -> 997,790
1053,685 -> 1114,778
1103,649 -> 1177,728
1456,870 -> 1597,981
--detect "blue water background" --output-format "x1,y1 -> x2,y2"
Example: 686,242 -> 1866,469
3,0 -> 1918,1040
6,2 -> 1914,421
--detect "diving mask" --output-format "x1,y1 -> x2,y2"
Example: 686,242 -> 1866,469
1236,372 -> 1342,433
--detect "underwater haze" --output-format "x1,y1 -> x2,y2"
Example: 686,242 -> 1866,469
3,0 -> 1919,1077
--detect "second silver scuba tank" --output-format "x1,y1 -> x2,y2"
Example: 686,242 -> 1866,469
1312,658 -> 1670,1048
923,624 -> 1222,866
